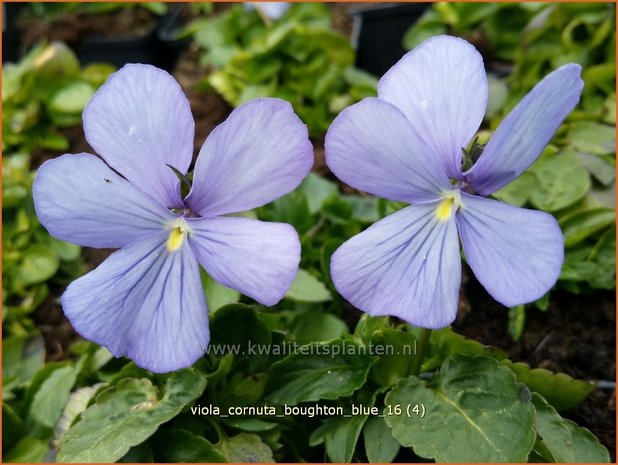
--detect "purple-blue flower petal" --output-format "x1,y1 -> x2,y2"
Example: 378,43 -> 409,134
325,98 -> 451,203
378,35 -> 487,180
185,98 -> 313,217
464,64 -> 584,195
61,232 -> 209,373
33,153 -> 173,248
187,216 -> 301,306
456,193 -> 564,307
83,64 -> 195,208
330,203 -> 461,329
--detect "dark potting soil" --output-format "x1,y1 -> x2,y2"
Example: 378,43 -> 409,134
16,6 -> 158,55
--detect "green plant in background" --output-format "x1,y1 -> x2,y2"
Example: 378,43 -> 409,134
403,2 -> 616,339
2,44 -> 112,455
2,41 -> 115,463
183,3 -> 378,136
2,42 -> 114,335
2,153 -> 92,463
3,41 -> 116,154
2,153 -> 86,336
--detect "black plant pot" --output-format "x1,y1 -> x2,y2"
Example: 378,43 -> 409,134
351,3 -> 429,77
73,29 -> 165,69
156,3 -> 192,65
2,3 -> 190,71
3,3 -> 25,63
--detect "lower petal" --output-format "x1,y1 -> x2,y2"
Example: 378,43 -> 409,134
61,233 -> 209,373
331,203 -> 461,329
187,217 -> 301,306
456,193 -> 564,307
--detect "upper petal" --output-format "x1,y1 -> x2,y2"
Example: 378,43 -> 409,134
378,35 -> 487,179
83,64 -> 195,208
464,64 -> 583,195
456,193 -> 564,307
325,98 -> 451,203
185,98 -> 313,217
61,232 -> 210,373
330,203 -> 461,329
33,153 -> 173,248
187,216 -> 300,306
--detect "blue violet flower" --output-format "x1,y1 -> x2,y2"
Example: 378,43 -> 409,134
33,64 -> 313,373
325,35 -> 583,328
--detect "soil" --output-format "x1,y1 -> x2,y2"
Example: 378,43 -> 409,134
17,6 -> 158,55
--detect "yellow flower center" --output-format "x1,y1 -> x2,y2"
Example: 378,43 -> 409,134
436,197 -> 455,220
166,219 -> 191,252
435,190 -> 462,221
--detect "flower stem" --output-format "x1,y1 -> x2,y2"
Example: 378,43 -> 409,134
206,416 -> 227,441
410,328 -> 432,376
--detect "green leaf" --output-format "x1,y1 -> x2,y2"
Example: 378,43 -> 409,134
370,328 -> 417,387
560,207 -> 616,247
402,9 -> 447,50
4,436 -> 48,463
587,225 -> 616,289
118,442 -> 153,463
310,414 -> 368,463
502,360 -> 595,411
345,195 -> 380,223
529,150 -> 591,212
421,327 -> 506,372
3,403 -> 26,451
45,237 -> 81,261
40,132 -> 70,151
285,269 -> 331,302
202,271 -> 240,313
486,73 -> 509,120
33,42 -> 80,77
24,363 -> 78,439
217,372 -> 268,409
507,305 -> 526,341
266,339 -> 376,405
576,152 -> 615,186
532,393 -> 610,462
49,82 -> 94,114
385,354 -> 535,462
57,369 -> 207,462
81,63 -> 116,87
288,311 -> 348,345
297,172 -> 338,215
569,121 -> 616,155
354,314 -> 390,344
261,190 -> 314,234
216,433 -> 273,462
363,416 -> 399,463
602,93 -> 615,124
209,304 -> 271,371
493,172 -> 536,207
2,333 -> 45,388
152,429 -> 226,462
16,244 -> 60,286
222,417 -> 278,433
